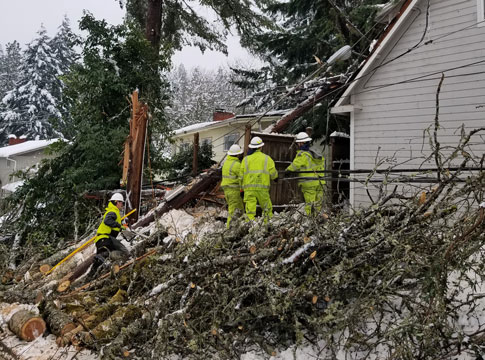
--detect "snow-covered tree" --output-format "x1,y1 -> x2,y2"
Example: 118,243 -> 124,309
0,41 -> 22,101
166,65 -> 247,129
0,26 -> 63,145
49,16 -> 79,75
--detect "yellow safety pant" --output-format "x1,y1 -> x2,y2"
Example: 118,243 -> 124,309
243,189 -> 273,222
223,188 -> 244,228
300,185 -> 324,215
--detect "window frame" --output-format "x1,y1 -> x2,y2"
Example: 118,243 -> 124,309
479,0 -> 485,27
201,137 -> 212,147
223,133 -> 239,151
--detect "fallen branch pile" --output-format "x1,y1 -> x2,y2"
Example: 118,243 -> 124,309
0,130 -> 484,359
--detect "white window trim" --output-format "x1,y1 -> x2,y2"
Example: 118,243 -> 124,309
223,133 -> 239,152
479,0 -> 485,27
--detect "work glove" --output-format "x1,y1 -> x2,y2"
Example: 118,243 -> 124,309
273,177 -> 279,183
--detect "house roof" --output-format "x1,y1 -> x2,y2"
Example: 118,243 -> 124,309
333,0 -> 418,110
173,111 -> 289,137
0,139 -> 60,157
1,180 -> 24,192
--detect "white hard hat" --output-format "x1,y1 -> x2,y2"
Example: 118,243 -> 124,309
109,193 -> 124,202
248,136 -> 264,149
227,144 -> 243,155
295,132 -> 312,143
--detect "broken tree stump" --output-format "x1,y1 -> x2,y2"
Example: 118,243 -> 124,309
8,310 -> 46,341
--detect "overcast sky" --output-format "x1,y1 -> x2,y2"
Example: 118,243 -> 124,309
0,0 -> 259,70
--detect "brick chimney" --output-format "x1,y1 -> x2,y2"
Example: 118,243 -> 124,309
213,109 -> 235,122
8,135 -> 27,146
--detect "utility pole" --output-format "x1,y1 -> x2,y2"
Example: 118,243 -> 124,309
192,132 -> 199,177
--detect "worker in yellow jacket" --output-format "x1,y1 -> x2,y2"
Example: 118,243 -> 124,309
89,193 -> 129,276
221,144 -> 244,227
239,136 -> 278,221
286,132 -> 325,215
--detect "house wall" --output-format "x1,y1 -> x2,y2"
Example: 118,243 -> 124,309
350,0 -> 485,207
0,149 -> 49,188
174,118 -> 274,163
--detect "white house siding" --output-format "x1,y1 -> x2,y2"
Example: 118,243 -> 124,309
350,0 -> 485,207
174,118 -> 275,163
0,149 -> 48,188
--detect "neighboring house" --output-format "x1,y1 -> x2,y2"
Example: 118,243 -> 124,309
331,0 -> 485,208
172,110 -> 288,162
0,138 -> 59,197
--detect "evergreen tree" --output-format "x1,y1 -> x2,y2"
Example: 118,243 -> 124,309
49,16 -> 80,136
0,41 -> 22,102
49,16 -> 79,74
123,0 -> 275,54
4,15 -> 172,259
0,26 -> 63,145
166,65 -> 246,129
239,0 -> 387,138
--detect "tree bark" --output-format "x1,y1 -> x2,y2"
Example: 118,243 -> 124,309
145,0 -> 163,50
40,301 -> 76,338
8,310 -> 46,341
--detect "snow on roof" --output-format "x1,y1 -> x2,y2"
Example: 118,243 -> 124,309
0,139 -> 59,157
330,131 -> 350,138
1,180 -> 24,192
174,121 -> 215,135
173,111 -> 290,136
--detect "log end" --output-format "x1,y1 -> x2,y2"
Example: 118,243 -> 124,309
9,310 -> 46,341
21,317 -> 46,341
57,280 -> 71,293
112,264 -> 120,275
39,264 -> 52,274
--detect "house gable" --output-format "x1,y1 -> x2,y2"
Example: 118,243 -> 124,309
334,0 -> 485,207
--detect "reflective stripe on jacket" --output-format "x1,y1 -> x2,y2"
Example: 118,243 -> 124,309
221,156 -> 241,190
95,202 -> 122,243
286,150 -> 325,187
239,150 -> 278,190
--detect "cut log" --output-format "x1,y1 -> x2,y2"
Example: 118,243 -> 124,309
57,280 -> 71,293
41,301 -> 76,337
81,305 -> 142,343
39,264 -> 52,274
8,310 -> 46,341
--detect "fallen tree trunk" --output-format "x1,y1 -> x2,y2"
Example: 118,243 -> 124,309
133,168 -> 222,229
79,305 -> 142,344
40,301 -> 76,338
8,309 -> 46,341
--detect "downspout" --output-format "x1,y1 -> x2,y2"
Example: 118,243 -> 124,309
6,157 -> 17,182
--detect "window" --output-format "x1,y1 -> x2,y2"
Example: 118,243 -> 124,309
479,0 -> 485,26
223,133 -> 239,151
201,138 -> 212,147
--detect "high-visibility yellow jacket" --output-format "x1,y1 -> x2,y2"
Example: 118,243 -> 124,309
95,202 -> 122,243
286,150 -> 325,188
221,156 -> 241,190
239,150 -> 278,190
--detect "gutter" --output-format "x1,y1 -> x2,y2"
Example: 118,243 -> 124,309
6,157 -> 17,182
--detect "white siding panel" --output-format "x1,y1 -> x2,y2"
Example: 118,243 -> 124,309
350,0 -> 485,208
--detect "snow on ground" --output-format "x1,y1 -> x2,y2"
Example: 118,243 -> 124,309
0,303 -> 94,360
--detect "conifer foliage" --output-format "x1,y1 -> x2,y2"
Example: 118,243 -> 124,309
0,41 -> 22,101
0,27 -> 63,145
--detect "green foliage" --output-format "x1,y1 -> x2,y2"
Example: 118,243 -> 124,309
160,141 -> 215,179
1,14 -> 172,262
124,0 -> 275,53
